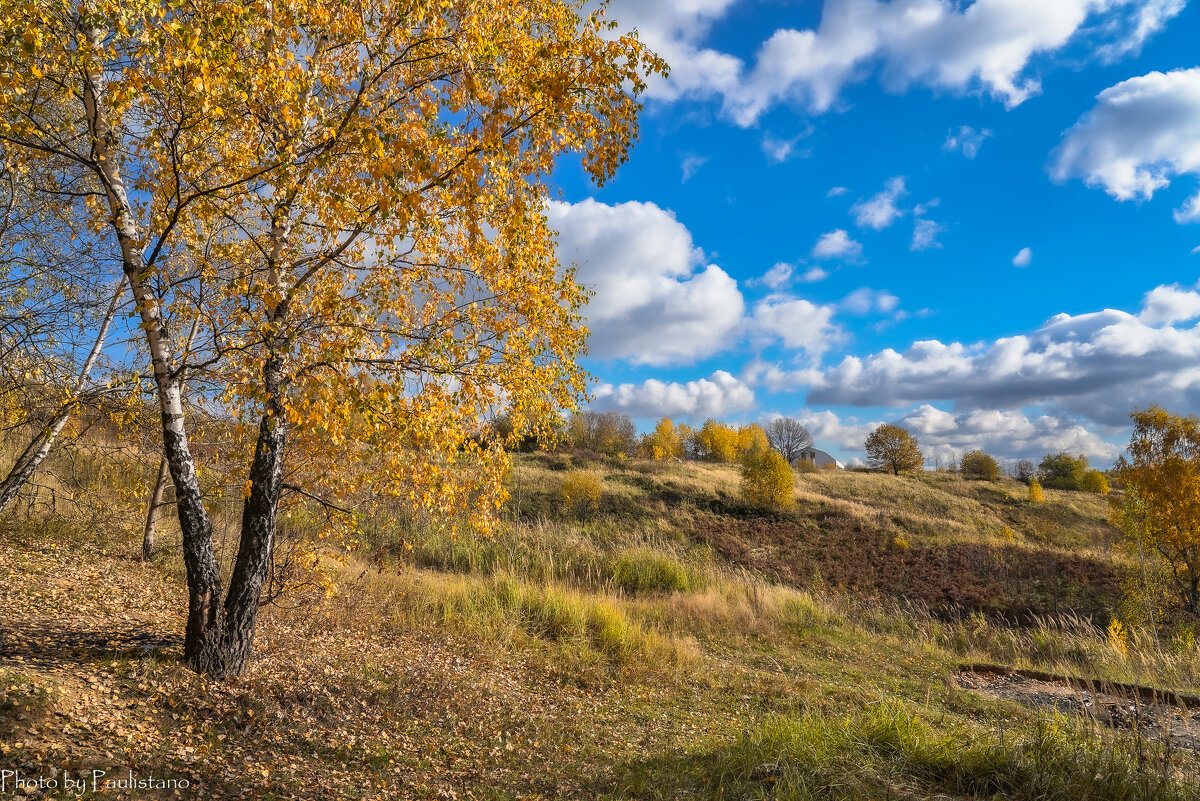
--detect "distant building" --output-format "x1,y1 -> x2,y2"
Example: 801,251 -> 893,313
795,447 -> 844,470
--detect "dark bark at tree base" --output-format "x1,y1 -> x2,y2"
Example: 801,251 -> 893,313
182,358 -> 287,679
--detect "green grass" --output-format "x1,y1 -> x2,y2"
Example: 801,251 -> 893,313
669,702 -> 1199,801
609,548 -> 694,594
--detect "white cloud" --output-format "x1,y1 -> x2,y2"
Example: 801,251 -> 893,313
751,262 -> 794,290
762,132 -> 809,163
1094,0 -> 1187,62
601,0 -> 743,102
1053,68 -> 1200,223
911,218 -> 945,251
764,405 -> 1120,464
721,0 -> 1181,126
800,266 -> 830,283
742,358 -> 824,394
792,408 -> 885,451
851,177 -> 907,230
841,287 -> 900,315
592,370 -> 755,419
547,199 -> 744,366
1012,247 -> 1033,267
812,229 -> 864,261
803,285 -> 1200,427
1138,283 -> 1200,325
827,186 -> 850,197
680,154 -> 708,182
896,405 -> 1122,463
943,125 -> 992,158
751,294 -> 842,358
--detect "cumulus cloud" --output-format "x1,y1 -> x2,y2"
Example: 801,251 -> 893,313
852,177 -> 907,230
600,0 -> 742,102
591,370 -> 755,419
750,294 -> 842,358
827,186 -> 850,197
789,408 -> 885,451
804,284 -> 1200,427
943,125 -> 992,158
763,405 -> 1120,464
722,0 -> 1181,126
600,1 -> 1180,126
547,199 -> 744,366
812,229 -> 864,261
896,406 -> 1122,463
1012,247 -> 1033,267
801,266 -> 830,283
1053,68 -> 1200,223
1138,283 -> 1200,325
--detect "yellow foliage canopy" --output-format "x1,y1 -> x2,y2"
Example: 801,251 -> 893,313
0,0 -> 664,535
1112,406 -> 1200,612
645,418 -> 684,462
741,446 -> 794,510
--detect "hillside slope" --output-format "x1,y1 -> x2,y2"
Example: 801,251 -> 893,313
499,452 -> 1124,619
2,446 -> 1198,799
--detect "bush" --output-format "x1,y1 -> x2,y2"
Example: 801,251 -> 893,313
559,470 -> 603,516
741,446 -> 794,509
960,450 -> 1000,481
1038,452 -> 1088,490
795,458 -> 819,474
1079,469 -> 1110,495
1028,479 -> 1044,503
1013,460 -> 1035,483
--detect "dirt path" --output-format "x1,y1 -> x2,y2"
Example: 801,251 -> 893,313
955,666 -> 1200,751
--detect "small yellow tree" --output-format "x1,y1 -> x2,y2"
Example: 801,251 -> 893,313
1028,479 -> 1045,503
694,419 -> 739,462
1112,406 -> 1200,613
644,418 -> 684,461
741,446 -> 794,509
736,424 -> 770,458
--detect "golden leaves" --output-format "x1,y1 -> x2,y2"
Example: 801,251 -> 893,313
2,0 -> 659,556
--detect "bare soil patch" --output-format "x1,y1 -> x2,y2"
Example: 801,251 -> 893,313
954,665 -> 1200,751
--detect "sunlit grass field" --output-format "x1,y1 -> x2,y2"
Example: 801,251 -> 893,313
2,441 -> 1198,799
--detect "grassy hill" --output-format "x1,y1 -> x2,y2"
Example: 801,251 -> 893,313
2,445 -> 1199,799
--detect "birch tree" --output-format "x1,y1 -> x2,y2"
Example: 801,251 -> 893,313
1,0 -> 661,677
0,144 -> 132,514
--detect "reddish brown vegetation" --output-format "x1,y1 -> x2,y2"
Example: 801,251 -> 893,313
689,512 -> 1122,620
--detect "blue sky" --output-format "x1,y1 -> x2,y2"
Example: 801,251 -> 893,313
547,0 -> 1200,467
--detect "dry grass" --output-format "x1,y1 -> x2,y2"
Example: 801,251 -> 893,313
4,438 -> 1199,798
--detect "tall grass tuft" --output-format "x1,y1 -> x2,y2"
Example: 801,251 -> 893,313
609,548 -> 693,594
